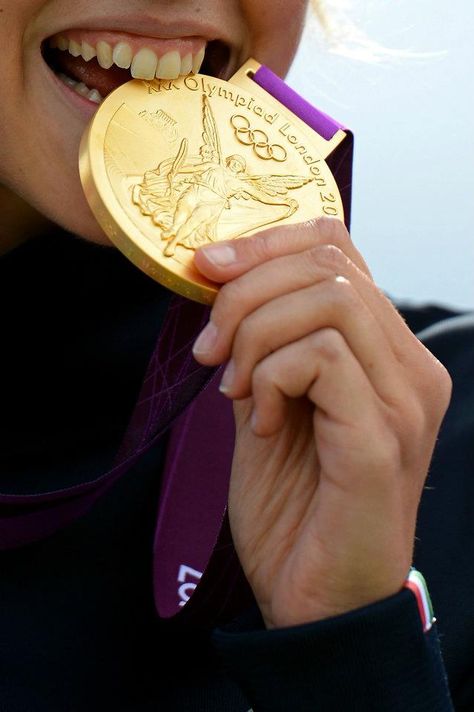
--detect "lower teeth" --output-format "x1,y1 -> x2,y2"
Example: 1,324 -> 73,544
57,73 -> 103,104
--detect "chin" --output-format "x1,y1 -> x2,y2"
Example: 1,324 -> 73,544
77,227 -> 114,247
64,216 -> 114,247
46,194 -> 114,246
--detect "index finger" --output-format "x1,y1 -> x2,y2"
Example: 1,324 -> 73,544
193,217 -> 372,283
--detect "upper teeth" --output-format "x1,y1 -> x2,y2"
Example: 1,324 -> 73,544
49,36 -> 205,80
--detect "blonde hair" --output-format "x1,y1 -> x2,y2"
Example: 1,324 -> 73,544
309,0 -> 441,62
310,0 -> 329,28
308,0 -> 382,61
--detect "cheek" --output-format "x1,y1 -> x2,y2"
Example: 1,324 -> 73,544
0,1 -> 108,243
242,0 -> 308,76
0,0 -> 47,78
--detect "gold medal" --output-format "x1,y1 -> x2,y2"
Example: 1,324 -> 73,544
80,59 -> 346,304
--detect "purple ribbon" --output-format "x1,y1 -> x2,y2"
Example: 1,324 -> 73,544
0,297 -> 213,549
254,65 -> 354,229
253,65 -> 346,141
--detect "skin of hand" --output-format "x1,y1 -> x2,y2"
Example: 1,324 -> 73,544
192,218 -> 452,629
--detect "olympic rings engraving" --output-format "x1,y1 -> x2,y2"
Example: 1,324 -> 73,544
230,115 -> 287,162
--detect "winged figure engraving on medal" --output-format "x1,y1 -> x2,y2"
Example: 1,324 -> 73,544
132,94 -> 313,257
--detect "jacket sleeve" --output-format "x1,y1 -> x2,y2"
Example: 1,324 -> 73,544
212,588 -> 454,711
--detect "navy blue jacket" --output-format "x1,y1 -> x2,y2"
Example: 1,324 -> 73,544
0,233 -> 471,710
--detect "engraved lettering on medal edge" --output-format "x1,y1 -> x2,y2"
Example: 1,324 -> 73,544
132,93 -> 313,257
231,115 -> 287,162
139,107 -> 178,142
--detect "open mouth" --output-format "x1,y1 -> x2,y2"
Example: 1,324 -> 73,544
42,30 -> 232,106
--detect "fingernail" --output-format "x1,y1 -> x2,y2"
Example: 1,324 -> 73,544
202,244 -> 236,266
193,321 -> 218,356
219,360 -> 235,393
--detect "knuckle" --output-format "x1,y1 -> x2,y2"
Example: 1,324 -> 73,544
440,370 -> 453,410
252,357 -> 275,390
427,359 -> 453,412
308,243 -> 350,276
248,229 -> 278,262
326,273 -> 360,310
383,392 -> 441,472
309,327 -> 347,363
213,279 -> 247,323
234,311 -> 262,350
315,216 -> 351,249
413,349 -> 453,422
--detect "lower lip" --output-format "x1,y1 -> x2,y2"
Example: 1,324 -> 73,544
45,60 -> 102,118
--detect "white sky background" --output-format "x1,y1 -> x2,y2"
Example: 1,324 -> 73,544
288,0 -> 474,309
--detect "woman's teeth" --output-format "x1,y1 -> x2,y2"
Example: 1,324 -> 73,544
57,73 -> 104,104
49,35 -> 205,81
